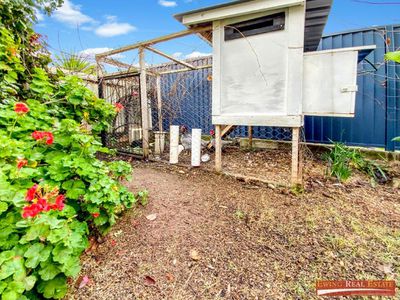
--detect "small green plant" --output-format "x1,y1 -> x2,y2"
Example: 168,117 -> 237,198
290,184 -> 304,196
234,209 -> 246,220
137,190 -> 149,206
323,142 -> 387,183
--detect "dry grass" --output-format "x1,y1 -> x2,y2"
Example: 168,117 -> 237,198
67,154 -> 400,300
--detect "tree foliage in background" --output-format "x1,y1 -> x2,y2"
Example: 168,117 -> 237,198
0,1 -> 137,299
385,51 -> 400,64
385,51 -> 400,142
53,53 -> 96,76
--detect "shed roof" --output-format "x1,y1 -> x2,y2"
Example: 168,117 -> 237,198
174,0 -> 333,52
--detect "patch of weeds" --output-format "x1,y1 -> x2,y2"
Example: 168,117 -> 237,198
291,184 -> 305,196
137,190 -> 149,206
323,142 -> 388,184
292,276 -> 315,299
234,209 -> 246,219
305,215 -> 317,231
324,234 -> 355,252
348,217 -> 400,263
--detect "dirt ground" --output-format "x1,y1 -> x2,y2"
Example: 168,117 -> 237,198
68,152 -> 400,300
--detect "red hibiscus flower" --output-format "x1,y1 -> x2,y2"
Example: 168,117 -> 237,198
14,102 -> 30,114
114,103 -> 124,112
22,185 -> 66,218
37,198 -> 51,212
22,203 -> 41,218
32,131 -> 54,145
17,158 -> 28,169
209,129 -> 215,136
52,194 -> 65,211
92,212 -> 100,218
25,184 -> 38,201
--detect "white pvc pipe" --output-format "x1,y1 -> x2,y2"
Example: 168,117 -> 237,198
191,128 -> 202,167
169,125 -> 179,164
154,131 -> 166,156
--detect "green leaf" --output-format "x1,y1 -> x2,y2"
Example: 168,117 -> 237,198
37,275 -> 68,299
63,231 -> 88,252
47,228 -> 68,244
0,201 -> 8,214
0,281 -> 7,294
24,243 -> 44,258
94,214 -> 108,226
385,51 -> 400,63
23,275 -> 37,291
52,244 -> 73,265
5,281 -> 25,294
21,224 -> 50,243
11,256 -> 26,282
61,179 -> 86,200
24,243 -> 51,269
1,290 -> 20,300
60,256 -> 80,278
34,215 -> 63,230
0,256 -> 25,282
0,250 -> 15,265
38,261 -> 61,281
0,260 -> 16,280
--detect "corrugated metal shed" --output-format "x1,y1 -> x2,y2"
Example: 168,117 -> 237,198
174,0 -> 333,52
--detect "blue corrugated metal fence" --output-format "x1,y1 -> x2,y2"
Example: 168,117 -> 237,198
305,25 -> 399,151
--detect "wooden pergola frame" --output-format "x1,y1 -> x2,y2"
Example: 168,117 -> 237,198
95,26 -> 212,159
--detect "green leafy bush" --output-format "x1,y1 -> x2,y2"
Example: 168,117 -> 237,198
0,2 -> 137,298
323,142 -> 387,183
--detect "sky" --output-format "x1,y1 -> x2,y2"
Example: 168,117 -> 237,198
35,0 -> 400,66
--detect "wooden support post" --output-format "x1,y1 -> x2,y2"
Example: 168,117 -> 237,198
291,127 -> 302,186
156,75 -> 163,132
139,47 -> 150,159
207,125 -> 235,150
248,126 -> 253,148
215,125 -> 222,173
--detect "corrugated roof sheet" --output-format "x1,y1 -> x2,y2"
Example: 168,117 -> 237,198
174,0 -> 333,52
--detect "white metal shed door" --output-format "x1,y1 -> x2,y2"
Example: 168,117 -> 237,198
303,49 -> 358,117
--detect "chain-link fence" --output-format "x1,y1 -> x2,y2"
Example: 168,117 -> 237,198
147,56 -> 213,161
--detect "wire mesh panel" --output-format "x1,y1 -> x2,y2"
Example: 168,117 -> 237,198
99,74 -> 142,154
147,57 -> 213,160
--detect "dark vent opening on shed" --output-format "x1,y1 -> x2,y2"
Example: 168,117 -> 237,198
224,12 -> 285,41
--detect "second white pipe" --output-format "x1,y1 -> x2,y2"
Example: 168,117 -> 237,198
169,125 -> 179,164
191,128 -> 202,167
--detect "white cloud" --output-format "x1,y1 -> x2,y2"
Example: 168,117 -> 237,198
95,22 -> 136,37
53,0 -> 94,26
79,48 -> 124,60
34,8 -> 45,22
185,51 -> 211,59
172,52 -> 183,58
158,0 -> 178,7
105,15 -> 117,22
